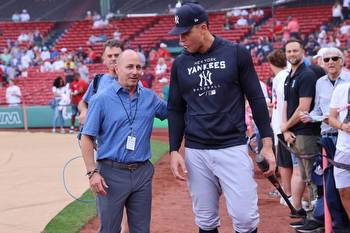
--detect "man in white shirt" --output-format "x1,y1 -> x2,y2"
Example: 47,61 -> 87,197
40,47 -> 51,61
297,47 -> 350,231
52,56 -> 65,71
155,57 -> 167,75
6,80 -> 21,107
329,82 -> 350,220
12,12 -> 20,22
267,49 -> 293,204
17,32 -> 30,43
20,9 -> 30,22
236,17 -> 248,27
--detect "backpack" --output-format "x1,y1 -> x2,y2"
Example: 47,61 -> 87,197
92,74 -> 103,94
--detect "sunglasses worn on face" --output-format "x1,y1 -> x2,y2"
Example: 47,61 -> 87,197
323,56 -> 341,63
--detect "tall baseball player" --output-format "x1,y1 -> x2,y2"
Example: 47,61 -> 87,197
167,3 -> 275,233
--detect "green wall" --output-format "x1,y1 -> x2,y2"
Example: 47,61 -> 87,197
0,106 -> 168,129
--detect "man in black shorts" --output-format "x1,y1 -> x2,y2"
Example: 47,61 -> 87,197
267,49 -> 293,205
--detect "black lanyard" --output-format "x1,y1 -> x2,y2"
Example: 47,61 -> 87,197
117,93 -> 138,131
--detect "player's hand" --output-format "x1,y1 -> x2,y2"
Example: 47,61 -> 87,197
283,131 -> 296,145
170,151 -> 187,181
89,172 -> 108,196
299,111 -> 311,123
79,109 -> 87,124
260,142 -> 276,177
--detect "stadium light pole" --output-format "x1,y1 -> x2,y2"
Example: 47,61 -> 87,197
100,0 -> 110,18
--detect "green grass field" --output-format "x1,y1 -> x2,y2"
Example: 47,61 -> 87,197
44,140 -> 168,233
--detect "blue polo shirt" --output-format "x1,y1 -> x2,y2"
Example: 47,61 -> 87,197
82,80 -> 167,163
83,74 -> 115,103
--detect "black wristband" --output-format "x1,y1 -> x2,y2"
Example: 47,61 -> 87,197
86,168 -> 99,179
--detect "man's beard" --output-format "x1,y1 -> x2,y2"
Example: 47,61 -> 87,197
288,57 -> 302,66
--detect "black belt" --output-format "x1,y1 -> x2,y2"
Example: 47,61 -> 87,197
321,132 -> 338,137
98,159 -> 148,170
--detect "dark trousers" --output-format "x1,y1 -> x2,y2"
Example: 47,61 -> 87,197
343,7 -> 349,20
96,160 -> 154,233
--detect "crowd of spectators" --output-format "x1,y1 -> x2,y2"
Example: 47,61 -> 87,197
223,8 -> 264,30
11,9 -> 30,22
1,4 -> 350,107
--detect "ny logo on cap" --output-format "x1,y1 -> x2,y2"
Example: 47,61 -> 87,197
175,15 -> 179,24
194,18 -> 198,22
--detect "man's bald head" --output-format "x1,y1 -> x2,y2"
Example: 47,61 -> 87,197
116,49 -> 141,67
115,49 -> 142,94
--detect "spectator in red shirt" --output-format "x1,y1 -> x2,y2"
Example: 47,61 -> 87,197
287,16 -> 300,39
70,72 -> 88,133
273,20 -> 284,42
148,48 -> 159,66
158,43 -> 170,58
86,46 -> 97,64
140,66 -> 155,88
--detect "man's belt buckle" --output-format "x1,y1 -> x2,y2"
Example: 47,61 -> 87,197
126,163 -> 139,170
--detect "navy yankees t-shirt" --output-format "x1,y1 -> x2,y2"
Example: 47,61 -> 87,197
168,36 -> 273,151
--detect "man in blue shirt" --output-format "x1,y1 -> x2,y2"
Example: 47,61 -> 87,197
78,39 -> 124,124
81,50 -> 167,233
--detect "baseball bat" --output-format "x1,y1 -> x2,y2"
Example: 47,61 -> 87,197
255,154 -> 298,215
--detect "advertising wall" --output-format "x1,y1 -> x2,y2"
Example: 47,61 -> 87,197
0,106 -> 168,129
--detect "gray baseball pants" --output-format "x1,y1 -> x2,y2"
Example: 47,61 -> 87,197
185,145 -> 259,233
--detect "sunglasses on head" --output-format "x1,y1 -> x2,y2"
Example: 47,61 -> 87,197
323,56 -> 341,63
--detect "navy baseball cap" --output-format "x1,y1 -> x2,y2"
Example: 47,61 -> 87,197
169,3 -> 208,35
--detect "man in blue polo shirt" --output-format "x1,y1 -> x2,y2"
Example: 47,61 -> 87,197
81,49 -> 167,233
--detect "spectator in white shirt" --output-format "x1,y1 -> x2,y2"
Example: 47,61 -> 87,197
20,9 -> 30,22
236,17 -> 248,27
155,57 -> 167,75
113,29 -> 121,41
40,46 -> 51,61
106,11 -> 115,20
6,80 -> 21,106
332,1 -> 343,26
40,60 -> 53,72
241,9 -> 249,16
93,19 -> 109,29
340,22 -> 350,35
12,12 -> 20,22
52,56 -> 65,71
17,32 -> 30,43
267,49 -> 293,204
77,61 -> 89,83
329,83 -> 350,219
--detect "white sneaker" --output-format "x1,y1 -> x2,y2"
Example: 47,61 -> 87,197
303,199 -> 317,211
69,126 -> 74,133
280,196 -> 293,207
60,128 -> 65,134
52,128 -> 56,133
